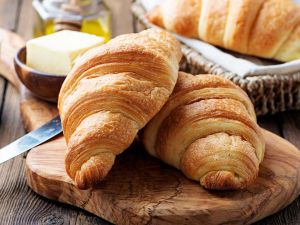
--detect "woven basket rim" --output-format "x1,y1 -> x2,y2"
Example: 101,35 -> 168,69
131,1 -> 300,83
132,1 -> 300,116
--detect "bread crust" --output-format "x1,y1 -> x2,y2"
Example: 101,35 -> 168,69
147,0 -> 300,61
142,72 -> 265,190
58,29 -> 182,189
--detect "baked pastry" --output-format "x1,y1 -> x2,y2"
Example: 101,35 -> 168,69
147,0 -> 300,62
58,29 -> 182,189
142,72 -> 265,190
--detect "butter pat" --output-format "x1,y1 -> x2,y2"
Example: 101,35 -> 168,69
26,30 -> 105,75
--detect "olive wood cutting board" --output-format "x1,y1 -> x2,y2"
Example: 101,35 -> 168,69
1,29 -> 300,225
25,129 -> 300,225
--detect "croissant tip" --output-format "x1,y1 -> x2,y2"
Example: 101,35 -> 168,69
74,172 -> 91,190
72,153 -> 116,190
74,170 -> 107,190
200,171 -> 254,191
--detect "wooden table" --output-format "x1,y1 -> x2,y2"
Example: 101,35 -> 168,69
0,0 -> 299,224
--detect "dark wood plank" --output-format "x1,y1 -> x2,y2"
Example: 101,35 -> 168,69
0,0 -> 23,135
254,112 -> 300,225
281,111 -> 300,149
258,114 -> 282,135
75,213 -> 111,225
0,0 -> 21,31
255,209 -> 300,225
0,77 -> 6,123
0,0 -> 22,88
0,84 -> 24,147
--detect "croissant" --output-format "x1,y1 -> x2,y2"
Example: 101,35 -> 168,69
58,29 -> 182,189
147,0 -> 300,62
142,72 -> 265,190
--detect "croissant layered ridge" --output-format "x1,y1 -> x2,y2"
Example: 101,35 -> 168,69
142,72 -> 265,190
147,0 -> 300,62
58,29 -> 182,189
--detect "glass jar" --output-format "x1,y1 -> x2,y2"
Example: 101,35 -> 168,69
32,0 -> 111,42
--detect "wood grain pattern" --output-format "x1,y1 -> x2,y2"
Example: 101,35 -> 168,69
255,115 -> 300,225
282,111 -> 300,148
0,77 -> 6,121
0,83 -> 24,147
0,0 -> 299,224
25,129 -> 300,225
0,28 -> 25,89
20,88 -> 58,131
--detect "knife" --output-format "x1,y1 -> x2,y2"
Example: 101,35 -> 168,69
0,116 -> 62,164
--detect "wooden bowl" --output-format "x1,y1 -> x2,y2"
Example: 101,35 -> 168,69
14,47 -> 66,102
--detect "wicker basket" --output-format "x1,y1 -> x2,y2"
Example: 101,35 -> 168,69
132,1 -> 300,116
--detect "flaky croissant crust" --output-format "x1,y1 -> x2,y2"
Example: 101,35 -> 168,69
58,29 -> 182,189
142,72 -> 265,190
147,0 -> 300,62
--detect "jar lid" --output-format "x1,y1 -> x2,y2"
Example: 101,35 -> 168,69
33,0 -> 103,21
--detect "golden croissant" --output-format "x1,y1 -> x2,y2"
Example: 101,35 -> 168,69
142,72 -> 265,190
147,0 -> 300,62
58,29 -> 182,189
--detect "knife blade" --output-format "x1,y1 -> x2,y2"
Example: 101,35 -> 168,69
0,116 -> 62,164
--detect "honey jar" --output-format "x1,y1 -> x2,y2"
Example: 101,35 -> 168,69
33,0 -> 111,42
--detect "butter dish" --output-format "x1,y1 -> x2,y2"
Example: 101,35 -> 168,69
14,47 -> 65,102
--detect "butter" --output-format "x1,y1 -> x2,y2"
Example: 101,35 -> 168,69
26,30 -> 105,75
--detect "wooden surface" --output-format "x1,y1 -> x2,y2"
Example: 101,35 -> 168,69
0,0 -> 300,224
0,28 -> 24,88
26,129 -> 300,225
